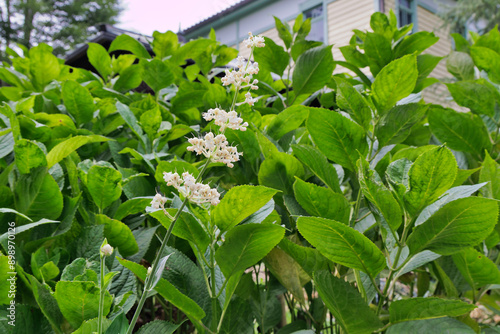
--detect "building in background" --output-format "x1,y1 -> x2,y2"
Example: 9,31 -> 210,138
181,0 -> 458,103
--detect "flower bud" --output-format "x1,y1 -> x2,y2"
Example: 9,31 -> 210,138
101,244 -> 113,257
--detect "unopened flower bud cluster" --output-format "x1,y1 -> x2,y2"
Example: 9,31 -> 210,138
187,132 -> 242,168
150,193 -> 167,209
163,171 -> 220,206
100,244 -> 113,257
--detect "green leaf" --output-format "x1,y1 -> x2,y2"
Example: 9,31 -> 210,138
447,51 -> 475,81
274,16 -> 293,49
141,59 -> 174,93
278,237 -> 329,276
266,105 -> 309,140
118,258 -> 206,320
403,146 -> 457,216
480,151 -> 500,200
293,178 -> 350,225
87,43 -> 112,79
150,209 -> 210,253
372,54 -> 418,113
258,151 -> 305,194
357,159 -> 402,231
307,108 -> 368,172
215,223 -> 285,279
29,44 -> 60,91
414,54 -> 443,93
389,297 -> 475,324
292,46 -> 335,96
219,297 -> 254,334
253,37 -> 289,77
470,46 -> 500,84
387,317 -> 476,334
15,167 -> 64,221
109,34 -> 151,59
375,103 -> 428,147
27,274 -> 65,332
365,32 -> 392,76
297,217 -> 386,277
114,65 -> 143,92
225,128 -> 260,165
96,214 -> 138,257
14,139 -> 47,174
314,271 -> 383,334
55,281 -> 112,329
104,312 -> 128,334
139,106 -> 162,136
406,197 -> 498,255
428,106 -> 491,158
0,256 -> 13,305
114,197 -> 152,221
152,31 -> 179,59
292,144 -> 341,193
62,80 -> 96,125
46,135 -> 111,169
334,77 -> 372,130
87,165 -> 122,211
137,320 -> 182,334
116,102 -> 146,147
212,185 -> 279,233
446,80 -> 498,117
452,248 -> 500,288
394,31 -> 439,58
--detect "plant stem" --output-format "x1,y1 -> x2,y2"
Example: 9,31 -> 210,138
98,254 -> 105,334
210,239 -> 218,332
126,159 -> 211,334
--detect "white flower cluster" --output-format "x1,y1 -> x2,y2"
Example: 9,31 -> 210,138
187,133 -> 242,168
150,193 -> 167,209
221,56 -> 260,89
203,108 -> 248,132
243,92 -> 258,106
243,32 -> 265,48
163,171 -> 220,206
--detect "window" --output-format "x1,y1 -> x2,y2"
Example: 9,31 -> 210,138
398,0 -> 414,28
303,4 -> 324,42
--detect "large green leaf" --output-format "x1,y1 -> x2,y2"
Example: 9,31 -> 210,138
447,51 -> 475,81
141,58 -> 174,93
407,197 -> 498,255
386,317 -> 476,334
452,248 -> 500,288
62,80 -> 96,125
389,297 -> 475,324
334,77 -> 372,130
258,152 -> 304,194
266,105 -> 309,140
446,80 -> 497,117
358,159 -> 402,231
87,43 -> 112,79
109,34 -> 151,59
278,237 -> 329,276
403,146 -> 457,216
55,281 -> 112,329
46,135 -> 110,169
470,46 -> 500,84
0,256 -> 13,305
212,185 -> 278,233
274,16 -> 293,49
372,54 -> 418,113
292,144 -> 341,193
15,167 -> 63,221
253,37 -> 289,77
14,139 -> 47,174
29,44 -> 60,91
375,103 -> 428,147
394,31 -> 439,58
95,214 -> 138,257
114,64 -> 143,92
215,223 -> 285,279
364,32 -> 392,76
292,45 -> 335,96
480,152 -> 500,200
428,106 -> 491,158
293,178 -> 350,225
307,108 -> 368,171
27,274 -> 65,332
87,165 -> 122,211
297,217 -> 386,277
314,271 -> 383,334
152,30 -> 179,59
137,320 -> 182,334
118,258 -> 206,320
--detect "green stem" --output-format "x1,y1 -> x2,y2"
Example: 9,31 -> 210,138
210,240 -> 218,332
126,159 -> 211,334
98,255 -> 105,334
351,185 -> 363,227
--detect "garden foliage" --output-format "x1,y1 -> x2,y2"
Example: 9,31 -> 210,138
0,10 -> 500,334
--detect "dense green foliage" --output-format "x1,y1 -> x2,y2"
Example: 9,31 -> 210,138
1,10 -> 500,334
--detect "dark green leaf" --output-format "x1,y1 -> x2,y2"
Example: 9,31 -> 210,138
480,151 -> 500,200
274,17 -> 293,49
334,77 -> 372,130
394,31 -> 439,58
96,214 -> 138,257
266,105 -> 309,140
258,152 -> 305,194
365,32 -> 392,76
387,317 -> 475,334
292,46 -> 335,96
62,80 -> 96,125
253,37 -> 289,76
446,80 -> 498,117
113,65 -> 143,92
389,297 -> 475,323
452,248 -> 500,288
87,165 -> 122,211
137,320 -> 182,334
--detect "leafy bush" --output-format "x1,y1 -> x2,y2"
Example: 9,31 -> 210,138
0,10 -> 500,334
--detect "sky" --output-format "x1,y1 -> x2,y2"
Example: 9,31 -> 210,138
117,0 -> 241,36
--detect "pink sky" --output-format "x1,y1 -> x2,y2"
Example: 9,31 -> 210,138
118,0 -> 241,36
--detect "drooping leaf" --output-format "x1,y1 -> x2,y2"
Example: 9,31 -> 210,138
96,214 -> 138,257
307,108 -> 368,172
297,217 -> 386,277
109,34 -> 151,59
258,152 -> 304,194
314,271 -> 383,334
407,197 -> 498,255
278,237 -> 329,277
46,135 -> 110,169
266,105 -> 309,140
334,77 -> 372,130
452,248 -> 500,289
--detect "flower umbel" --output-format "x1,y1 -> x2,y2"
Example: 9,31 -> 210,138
203,108 -> 248,132
187,132 -> 242,168
150,193 -> 167,209
163,171 -> 220,206
243,32 -> 266,48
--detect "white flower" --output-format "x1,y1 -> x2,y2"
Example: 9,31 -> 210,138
243,92 -> 258,106
150,193 -> 167,209
101,244 -> 114,257
244,32 -> 265,48
163,172 -> 182,187
147,267 -> 153,276
221,56 -> 259,89
162,171 -> 220,206
187,132 -> 242,168
203,108 -> 248,131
